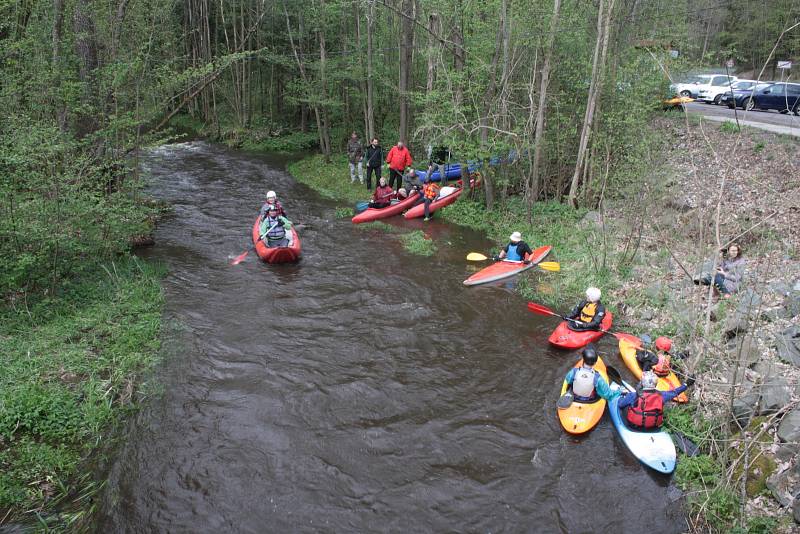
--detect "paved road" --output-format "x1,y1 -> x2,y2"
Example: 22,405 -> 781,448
683,102 -> 800,137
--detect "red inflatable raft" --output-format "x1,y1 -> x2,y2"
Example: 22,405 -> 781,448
463,245 -> 552,286
548,312 -> 613,349
403,185 -> 462,219
251,216 -> 301,264
352,192 -> 420,224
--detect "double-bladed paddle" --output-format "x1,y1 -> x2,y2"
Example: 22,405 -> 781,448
466,253 -> 560,272
526,301 -> 629,339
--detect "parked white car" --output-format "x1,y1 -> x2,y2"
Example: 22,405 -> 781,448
670,74 -> 737,99
698,79 -> 757,104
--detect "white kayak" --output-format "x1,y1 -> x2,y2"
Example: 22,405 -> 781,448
608,381 -> 677,474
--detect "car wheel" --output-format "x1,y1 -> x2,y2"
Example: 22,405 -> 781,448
744,98 -> 756,111
794,103 -> 800,116
727,102 -> 735,109
680,90 -> 691,97
713,95 -> 722,105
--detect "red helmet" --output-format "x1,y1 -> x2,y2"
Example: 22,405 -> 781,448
655,336 -> 672,352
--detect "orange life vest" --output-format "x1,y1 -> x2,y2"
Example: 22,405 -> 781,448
579,302 -> 597,323
653,353 -> 671,377
423,182 -> 440,200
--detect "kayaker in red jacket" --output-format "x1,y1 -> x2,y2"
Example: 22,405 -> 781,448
369,178 -> 395,209
385,141 -> 413,190
618,371 -> 694,430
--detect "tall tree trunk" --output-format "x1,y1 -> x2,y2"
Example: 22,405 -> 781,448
366,0 -> 376,139
398,0 -> 415,142
567,0 -> 615,207
527,0 -> 561,217
426,12 -> 440,92
52,0 -> 66,130
73,0 -> 100,137
317,0 -> 332,159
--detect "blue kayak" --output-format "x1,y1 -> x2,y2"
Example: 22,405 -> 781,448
608,381 -> 677,474
415,163 -> 466,182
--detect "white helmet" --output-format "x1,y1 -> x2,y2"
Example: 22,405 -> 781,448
586,287 -> 601,302
641,371 -> 658,389
266,190 -> 277,200
509,231 -> 522,243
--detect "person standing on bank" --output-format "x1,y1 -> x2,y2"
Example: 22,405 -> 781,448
347,132 -> 364,184
364,138 -> 383,190
385,140 -> 413,191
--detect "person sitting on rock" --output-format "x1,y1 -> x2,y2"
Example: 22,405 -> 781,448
565,287 -> 606,332
696,243 -> 746,299
618,371 -> 694,430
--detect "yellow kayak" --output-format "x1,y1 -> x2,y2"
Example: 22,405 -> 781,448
617,334 -> 688,403
557,357 -> 608,434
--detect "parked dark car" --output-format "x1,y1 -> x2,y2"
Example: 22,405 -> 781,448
720,83 -> 774,109
741,82 -> 800,114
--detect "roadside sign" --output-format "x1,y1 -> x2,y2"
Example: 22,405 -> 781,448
669,50 -> 679,58
726,59 -> 734,68
778,61 -> 792,69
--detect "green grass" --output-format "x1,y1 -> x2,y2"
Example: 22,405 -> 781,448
399,230 -> 437,256
720,121 -> 741,134
334,207 -> 353,219
0,257 -> 164,527
356,221 -> 404,233
288,154 -> 370,204
441,197 -> 618,307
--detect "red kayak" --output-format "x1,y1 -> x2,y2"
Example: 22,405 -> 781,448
251,216 -> 301,263
352,192 -> 420,224
463,246 -> 552,286
403,185 -> 462,219
548,312 -> 613,349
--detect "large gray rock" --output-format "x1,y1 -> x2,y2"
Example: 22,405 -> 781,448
794,497 -> 800,525
776,326 -> 800,367
777,409 -> 800,443
639,307 -> 655,321
645,282 -> 664,301
728,335 -> 760,368
732,391 -> 761,426
581,211 -> 602,227
725,313 -> 749,337
736,289 -> 762,317
783,292 -> 800,319
758,376 -> 791,415
766,467 -> 798,507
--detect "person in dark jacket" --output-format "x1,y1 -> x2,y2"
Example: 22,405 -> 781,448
402,168 -> 423,195
425,145 -> 452,184
618,371 -> 694,430
364,138 -> 383,190
369,178 -> 395,209
565,287 -> 606,331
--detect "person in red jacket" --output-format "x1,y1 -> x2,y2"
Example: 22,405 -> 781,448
369,178 -> 395,209
385,140 -> 413,191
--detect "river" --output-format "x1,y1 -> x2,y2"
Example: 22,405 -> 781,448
97,142 -> 685,532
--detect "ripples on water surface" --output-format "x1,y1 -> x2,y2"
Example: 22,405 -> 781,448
98,142 -> 684,532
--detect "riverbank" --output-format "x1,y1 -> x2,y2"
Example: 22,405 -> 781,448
0,258 -> 164,529
286,116 -> 800,532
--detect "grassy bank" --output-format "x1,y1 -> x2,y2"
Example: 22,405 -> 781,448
0,258 -> 164,528
287,153 -> 625,307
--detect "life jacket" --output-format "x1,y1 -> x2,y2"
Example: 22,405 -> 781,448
572,367 -> 597,400
423,182 -> 440,200
506,243 -> 522,262
263,200 -> 285,217
653,353 -> 671,377
580,302 -> 598,323
263,215 -> 285,241
626,390 -> 664,429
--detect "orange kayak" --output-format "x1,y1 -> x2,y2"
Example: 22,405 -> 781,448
557,357 -> 608,434
617,333 -> 687,403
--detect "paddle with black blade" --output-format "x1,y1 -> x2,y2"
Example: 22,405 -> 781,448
557,390 -> 574,409
466,253 -> 561,272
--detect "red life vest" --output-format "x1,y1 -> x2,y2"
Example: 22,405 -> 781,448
626,390 -> 664,429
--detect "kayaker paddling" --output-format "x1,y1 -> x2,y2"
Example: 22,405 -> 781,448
495,231 -> 533,263
565,287 -> 606,332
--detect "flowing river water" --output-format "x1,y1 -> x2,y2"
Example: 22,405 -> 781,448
97,142 -> 685,532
